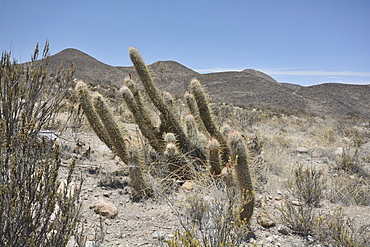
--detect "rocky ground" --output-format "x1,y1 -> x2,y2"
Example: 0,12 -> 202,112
56,110 -> 370,247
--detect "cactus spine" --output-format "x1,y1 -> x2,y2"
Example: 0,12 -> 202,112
190,79 -> 230,164
92,93 -> 128,164
227,130 -> 254,224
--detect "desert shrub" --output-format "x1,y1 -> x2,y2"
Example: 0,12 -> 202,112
335,148 -> 368,177
319,128 -> 336,144
286,163 -> 324,207
317,207 -> 370,247
0,44 -> 83,246
164,172 -> 250,247
327,147 -> 370,207
272,131 -> 292,149
326,173 -> 370,206
279,198 -> 317,236
279,163 -> 323,236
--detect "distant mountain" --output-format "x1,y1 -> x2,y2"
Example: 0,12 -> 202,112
295,83 -> 370,119
39,48 -> 127,88
35,48 -> 370,120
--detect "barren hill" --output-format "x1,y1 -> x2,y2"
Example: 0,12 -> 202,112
38,48 -> 370,119
40,48 -> 127,88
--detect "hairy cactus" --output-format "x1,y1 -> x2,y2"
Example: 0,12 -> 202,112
227,130 -> 255,223
164,132 -> 177,144
165,142 -> 178,158
125,77 -> 158,135
190,79 -> 230,163
164,133 -> 179,159
121,84 -> 163,153
184,91 -> 206,133
163,133 -> 184,175
76,48 -> 255,225
184,114 -> 199,146
184,92 -> 199,119
127,140 -> 151,198
208,138 -> 221,175
129,47 -> 206,162
92,93 -> 128,164
75,81 -> 114,151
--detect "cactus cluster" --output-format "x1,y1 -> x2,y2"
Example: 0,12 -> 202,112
75,47 -> 254,223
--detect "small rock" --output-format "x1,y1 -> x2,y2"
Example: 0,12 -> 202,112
85,241 -> 96,247
175,180 -> 184,186
275,196 -> 282,201
291,200 -> 303,206
277,224 -> 290,235
103,192 -> 111,198
335,147 -> 343,156
257,213 -> 276,227
297,147 -> 309,153
249,239 -> 257,245
182,180 -> 196,191
90,199 -> 118,218
307,235 -> 315,242
277,190 -> 282,195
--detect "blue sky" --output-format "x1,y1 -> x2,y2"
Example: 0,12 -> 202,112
1,0 -> 369,86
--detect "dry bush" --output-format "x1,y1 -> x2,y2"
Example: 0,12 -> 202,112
0,44 -> 83,246
335,148 -> 368,177
326,146 -> 370,206
317,208 -> 370,247
286,163 -> 324,207
326,173 -> 370,206
161,171 -> 250,247
279,198 -> 318,236
279,164 -> 323,236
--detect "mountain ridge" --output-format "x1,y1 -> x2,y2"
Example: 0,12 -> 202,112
36,48 -> 370,120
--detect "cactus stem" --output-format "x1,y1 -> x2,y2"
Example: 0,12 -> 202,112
92,93 -> 128,164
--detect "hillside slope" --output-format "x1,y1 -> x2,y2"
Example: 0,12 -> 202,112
35,48 -> 370,119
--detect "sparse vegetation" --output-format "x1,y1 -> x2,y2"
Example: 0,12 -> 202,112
71,47 -> 370,246
164,171 -> 250,247
286,163 -> 324,207
318,207 -> 370,247
0,43 -> 83,246
3,44 -> 370,246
